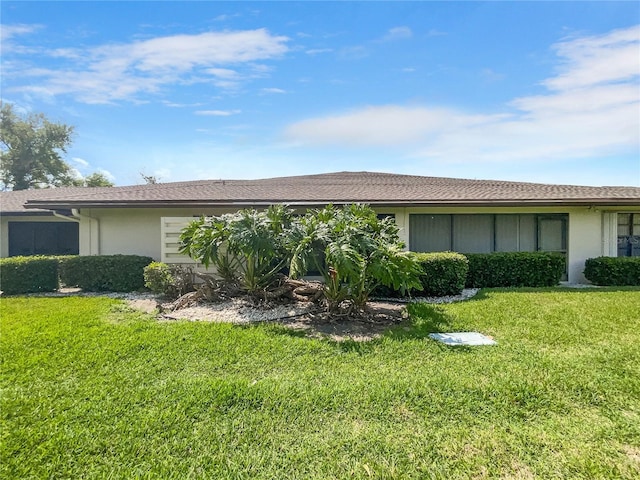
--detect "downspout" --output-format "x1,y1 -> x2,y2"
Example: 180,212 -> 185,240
71,208 -> 100,255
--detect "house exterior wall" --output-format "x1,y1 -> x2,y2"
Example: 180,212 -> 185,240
77,207 -> 241,259
73,204 -> 638,284
567,210 -> 605,284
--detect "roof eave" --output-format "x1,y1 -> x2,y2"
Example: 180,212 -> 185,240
0,210 -> 55,217
24,198 -> 640,210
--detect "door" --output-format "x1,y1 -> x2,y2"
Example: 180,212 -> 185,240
617,213 -> 640,257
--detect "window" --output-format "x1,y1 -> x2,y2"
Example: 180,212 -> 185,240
618,213 -> 640,257
409,215 -> 452,252
8,222 -> 79,257
409,213 -> 567,255
453,215 -> 493,253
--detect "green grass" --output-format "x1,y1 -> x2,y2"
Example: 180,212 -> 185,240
2,289 -> 640,479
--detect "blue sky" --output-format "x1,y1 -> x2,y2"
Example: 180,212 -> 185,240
1,1 -> 639,187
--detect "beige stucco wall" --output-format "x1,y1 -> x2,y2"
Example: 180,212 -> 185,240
77,207 -> 241,260
0,214 -> 77,258
73,204 -> 639,284
567,209 -> 608,283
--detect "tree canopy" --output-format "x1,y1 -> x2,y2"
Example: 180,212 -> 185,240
83,172 -> 114,187
0,104 -> 114,190
0,103 -> 76,190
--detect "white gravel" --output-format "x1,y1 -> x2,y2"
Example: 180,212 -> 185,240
558,282 -> 600,289
374,288 -> 480,304
161,298 -> 316,323
21,287 -> 480,323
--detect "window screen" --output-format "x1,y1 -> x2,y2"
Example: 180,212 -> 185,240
409,213 -> 566,255
409,214 -> 451,252
452,215 -> 493,253
8,222 -> 79,257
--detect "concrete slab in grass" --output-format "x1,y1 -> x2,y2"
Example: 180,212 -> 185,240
429,332 -> 497,346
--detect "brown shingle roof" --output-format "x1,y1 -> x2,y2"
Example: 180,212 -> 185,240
0,186 -> 98,215
4,171 -> 640,213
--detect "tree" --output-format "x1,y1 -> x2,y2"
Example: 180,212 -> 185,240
83,172 -> 114,187
140,172 -> 159,184
0,103 -> 76,190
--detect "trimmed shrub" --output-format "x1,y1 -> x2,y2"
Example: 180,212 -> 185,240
144,262 -> 174,294
60,255 -> 153,292
144,262 -> 195,298
584,256 -> 640,286
465,251 -> 565,288
0,256 -> 59,294
413,252 -> 469,296
374,251 -> 468,297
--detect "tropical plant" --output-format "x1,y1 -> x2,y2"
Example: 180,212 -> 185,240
290,204 -> 423,314
180,205 -> 297,295
179,215 -> 239,284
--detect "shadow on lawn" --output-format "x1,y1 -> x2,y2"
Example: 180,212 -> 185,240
382,289 -> 493,345
239,290 -> 497,347
383,304 -> 454,343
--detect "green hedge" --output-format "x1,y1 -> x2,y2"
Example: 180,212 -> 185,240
584,256 -> 640,286
465,251 -> 565,288
0,256 -> 59,294
59,255 -> 153,292
412,252 -> 469,296
374,251 -> 468,297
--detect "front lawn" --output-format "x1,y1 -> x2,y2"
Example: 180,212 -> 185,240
2,289 -> 639,479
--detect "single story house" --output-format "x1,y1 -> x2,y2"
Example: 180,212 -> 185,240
2,171 -> 639,283
0,187 -> 84,257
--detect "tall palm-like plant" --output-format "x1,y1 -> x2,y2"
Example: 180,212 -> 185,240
290,204 -> 423,314
179,215 -> 239,283
180,205 -> 296,294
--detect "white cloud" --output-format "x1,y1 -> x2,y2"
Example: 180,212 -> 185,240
162,101 -> 205,108
195,109 -> 241,116
6,29 -> 289,104
95,168 -> 115,181
306,48 -> 333,55
381,26 -> 413,41
0,24 -> 41,41
285,25 -> 640,165
426,29 -> 447,37
213,14 -> 240,22
261,87 -> 286,94
71,157 -> 89,168
68,158 -> 115,181
206,67 -> 240,79
544,25 -> 640,91
68,167 -> 83,181
286,105 -> 502,146
480,68 -> 505,82
338,45 -> 368,60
